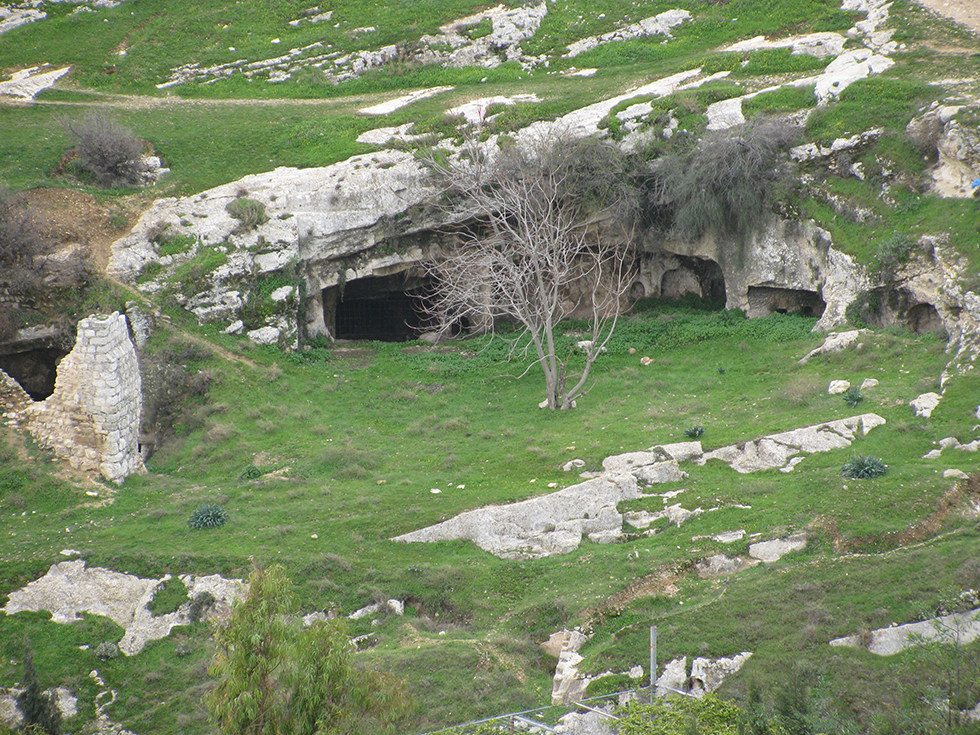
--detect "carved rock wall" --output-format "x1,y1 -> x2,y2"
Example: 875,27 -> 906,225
21,312 -> 143,484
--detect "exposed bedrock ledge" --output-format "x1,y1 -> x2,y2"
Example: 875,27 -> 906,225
394,415 -> 884,559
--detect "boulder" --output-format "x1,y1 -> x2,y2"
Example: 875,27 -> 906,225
749,534 -> 807,562
911,392 -> 942,418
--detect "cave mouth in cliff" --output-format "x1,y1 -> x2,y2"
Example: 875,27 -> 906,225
660,256 -> 726,306
747,286 -> 826,319
907,302 -> 945,336
329,273 -> 441,342
0,348 -> 66,400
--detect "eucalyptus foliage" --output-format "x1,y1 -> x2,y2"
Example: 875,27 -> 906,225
205,565 -> 410,735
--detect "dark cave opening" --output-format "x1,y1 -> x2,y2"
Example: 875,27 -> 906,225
747,286 -> 826,319
0,348 -> 66,400
660,256 -> 726,305
326,273 -> 438,342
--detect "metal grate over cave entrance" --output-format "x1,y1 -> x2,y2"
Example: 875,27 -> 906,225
329,273 -> 433,342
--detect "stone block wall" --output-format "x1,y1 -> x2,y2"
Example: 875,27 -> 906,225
22,312 -> 143,484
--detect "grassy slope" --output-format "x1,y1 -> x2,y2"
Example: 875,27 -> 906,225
3,304 -> 979,733
2,0 -> 980,732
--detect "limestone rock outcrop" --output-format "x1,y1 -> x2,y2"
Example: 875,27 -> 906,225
3,560 -> 245,656
18,312 -> 143,484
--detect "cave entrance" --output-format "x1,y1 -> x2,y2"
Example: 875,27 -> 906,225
747,286 -> 826,319
0,348 -> 66,400
660,256 -> 726,306
907,303 -> 945,336
326,272 -> 435,342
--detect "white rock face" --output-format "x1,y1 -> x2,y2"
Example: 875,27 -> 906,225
565,10 -> 691,58
724,32 -> 846,58
392,473 -> 644,558
749,534 -> 807,562
799,331 -> 864,363
830,608 -> 980,655
0,64 -> 69,99
828,380 -> 851,394
656,654 -> 752,696
698,414 -> 886,474
2,560 -> 245,655
911,392 -> 942,418
815,48 -> 894,104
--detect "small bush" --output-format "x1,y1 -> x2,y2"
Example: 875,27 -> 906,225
685,425 -> 705,438
226,198 -> 268,232
0,189 -> 50,297
188,591 -> 216,622
842,455 -> 887,479
147,575 -> 189,616
95,641 -> 120,660
188,503 -> 229,529
842,387 -> 864,407
62,111 -> 146,188
874,231 -> 916,277
241,464 -> 262,479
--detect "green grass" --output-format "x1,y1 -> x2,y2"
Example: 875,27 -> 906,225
3,299 -> 976,733
3,0 -> 980,731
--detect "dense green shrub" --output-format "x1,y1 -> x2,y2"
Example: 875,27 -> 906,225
685,425 -> 705,438
189,504 -> 229,529
647,117 -> 800,243
226,197 -> 268,232
148,576 -> 189,616
843,387 -> 863,407
842,455 -> 887,479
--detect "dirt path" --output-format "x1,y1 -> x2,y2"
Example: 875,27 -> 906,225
914,0 -> 980,35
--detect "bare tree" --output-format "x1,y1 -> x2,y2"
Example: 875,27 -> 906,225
62,111 -> 146,188
422,129 -> 639,410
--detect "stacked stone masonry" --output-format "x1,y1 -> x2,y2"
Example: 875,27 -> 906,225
21,312 -> 143,484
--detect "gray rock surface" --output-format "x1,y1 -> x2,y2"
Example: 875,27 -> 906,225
3,560 -> 244,655
911,392 -> 942,418
698,414 -> 886,473
749,534 -> 807,562
392,473 -> 643,558
830,608 -> 980,655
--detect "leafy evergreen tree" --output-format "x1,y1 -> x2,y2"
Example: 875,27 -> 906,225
16,639 -> 62,735
205,564 -> 410,735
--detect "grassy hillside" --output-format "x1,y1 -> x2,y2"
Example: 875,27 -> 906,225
2,0 -> 980,732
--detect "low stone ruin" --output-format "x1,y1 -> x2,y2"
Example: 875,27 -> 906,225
3,312 -> 144,484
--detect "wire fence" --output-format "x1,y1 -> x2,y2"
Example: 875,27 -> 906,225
421,688 -> 644,734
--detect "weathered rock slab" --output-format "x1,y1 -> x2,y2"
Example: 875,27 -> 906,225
830,608 -> 980,655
